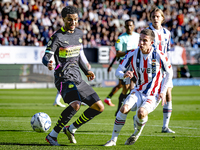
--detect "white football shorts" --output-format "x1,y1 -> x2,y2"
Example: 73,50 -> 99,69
123,89 -> 161,114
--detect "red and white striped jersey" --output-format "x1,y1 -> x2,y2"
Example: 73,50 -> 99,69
147,23 -> 171,55
115,47 -> 173,96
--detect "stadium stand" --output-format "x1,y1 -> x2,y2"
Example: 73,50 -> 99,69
0,0 -> 199,49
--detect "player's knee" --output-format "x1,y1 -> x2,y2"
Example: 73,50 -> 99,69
90,100 -> 104,112
70,101 -> 81,111
137,107 -> 148,119
120,104 -> 130,114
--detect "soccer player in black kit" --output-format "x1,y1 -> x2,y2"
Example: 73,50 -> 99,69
42,6 -> 104,146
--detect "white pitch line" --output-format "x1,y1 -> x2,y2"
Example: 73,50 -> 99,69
74,132 -> 200,138
9,130 -> 200,138
1,120 -> 199,130
87,123 -> 199,130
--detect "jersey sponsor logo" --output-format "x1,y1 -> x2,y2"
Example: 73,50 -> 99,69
116,39 -> 120,43
68,83 -> 74,88
140,68 -> 156,74
79,38 -> 82,43
47,40 -> 52,46
59,45 -> 81,58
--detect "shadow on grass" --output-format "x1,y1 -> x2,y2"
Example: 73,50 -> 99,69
0,142 -> 103,147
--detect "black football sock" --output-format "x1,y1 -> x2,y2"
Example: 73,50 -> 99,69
54,105 -> 77,133
107,93 -> 113,99
73,108 -> 101,128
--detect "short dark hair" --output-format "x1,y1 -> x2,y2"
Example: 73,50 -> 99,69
61,6 -> 79,18
140,29 -> 155,41
125,19 -> 134,25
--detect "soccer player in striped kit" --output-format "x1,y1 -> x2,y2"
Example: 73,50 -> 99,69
147,7 -> 175,133
104,28 -> 173,146
104,19 -> 140,114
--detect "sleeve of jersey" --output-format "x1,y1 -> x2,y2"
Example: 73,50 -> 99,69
160,54 -> 173,94
42,35 -> 59,66
115,53 -> 131,79
115,36 -> 123,51
78,55 -> 89,75
79,45 -> 89,65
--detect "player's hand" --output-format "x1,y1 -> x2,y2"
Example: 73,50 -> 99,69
86,63 -> 91,70
86,71 -> 95,81
123,71 -> 134,79
47,60 -> 54,70
107,66 -> 112,72
158,93 -> 166,106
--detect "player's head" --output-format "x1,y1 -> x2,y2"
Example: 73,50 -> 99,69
150,7 -> 165,29
139,29 -> 155,54
125,19 -> 135,35
61,6 -> 79,32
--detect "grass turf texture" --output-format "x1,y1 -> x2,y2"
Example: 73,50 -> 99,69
0,86 -> 200,150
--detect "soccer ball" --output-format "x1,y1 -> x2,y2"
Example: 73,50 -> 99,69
30,112 -> 51,132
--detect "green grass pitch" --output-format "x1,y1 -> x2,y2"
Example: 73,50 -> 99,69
0,86 -> 200,150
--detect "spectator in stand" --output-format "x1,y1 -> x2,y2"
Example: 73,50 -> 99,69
0,0 -> 199,48
15,18 -> 22,30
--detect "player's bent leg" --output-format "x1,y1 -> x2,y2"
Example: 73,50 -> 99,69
115,84 -> 129,116
46,101 -> 79,145
162,87 -> 175,133
104,95 -> 136,146
125,107 -> 148,145
104,109 -> 129,146
66,96 -> 104,143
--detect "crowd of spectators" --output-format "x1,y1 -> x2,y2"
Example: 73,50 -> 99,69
0,0 -> 200,49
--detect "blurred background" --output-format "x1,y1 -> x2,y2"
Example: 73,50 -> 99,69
0,0 -> 200,89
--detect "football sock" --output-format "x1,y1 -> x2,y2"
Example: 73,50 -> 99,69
72,108 -> 101,129
54,105 -> 77,133
49,129 -> 59,138
134,115 -> 148,135
107,93 -> 113,99
111,111 -> 127,142
55,92 -> 62,103
115,93 -> 127,116
68,124 -> 77,134
163,101 -> 172,128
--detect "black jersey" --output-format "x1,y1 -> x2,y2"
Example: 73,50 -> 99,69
42,27 -> 89,85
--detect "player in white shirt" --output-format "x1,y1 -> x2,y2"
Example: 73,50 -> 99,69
104,29 -> 173,146
104,19 -> 140,115
147,7 -> 175,133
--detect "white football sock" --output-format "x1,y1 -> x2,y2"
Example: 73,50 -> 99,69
69,124 -> 77,134
54,92 -> 62,103
49,129 -> 59,138
134,114 -> 148,135
163,101 -> 172,128
111,111 -> 127,142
